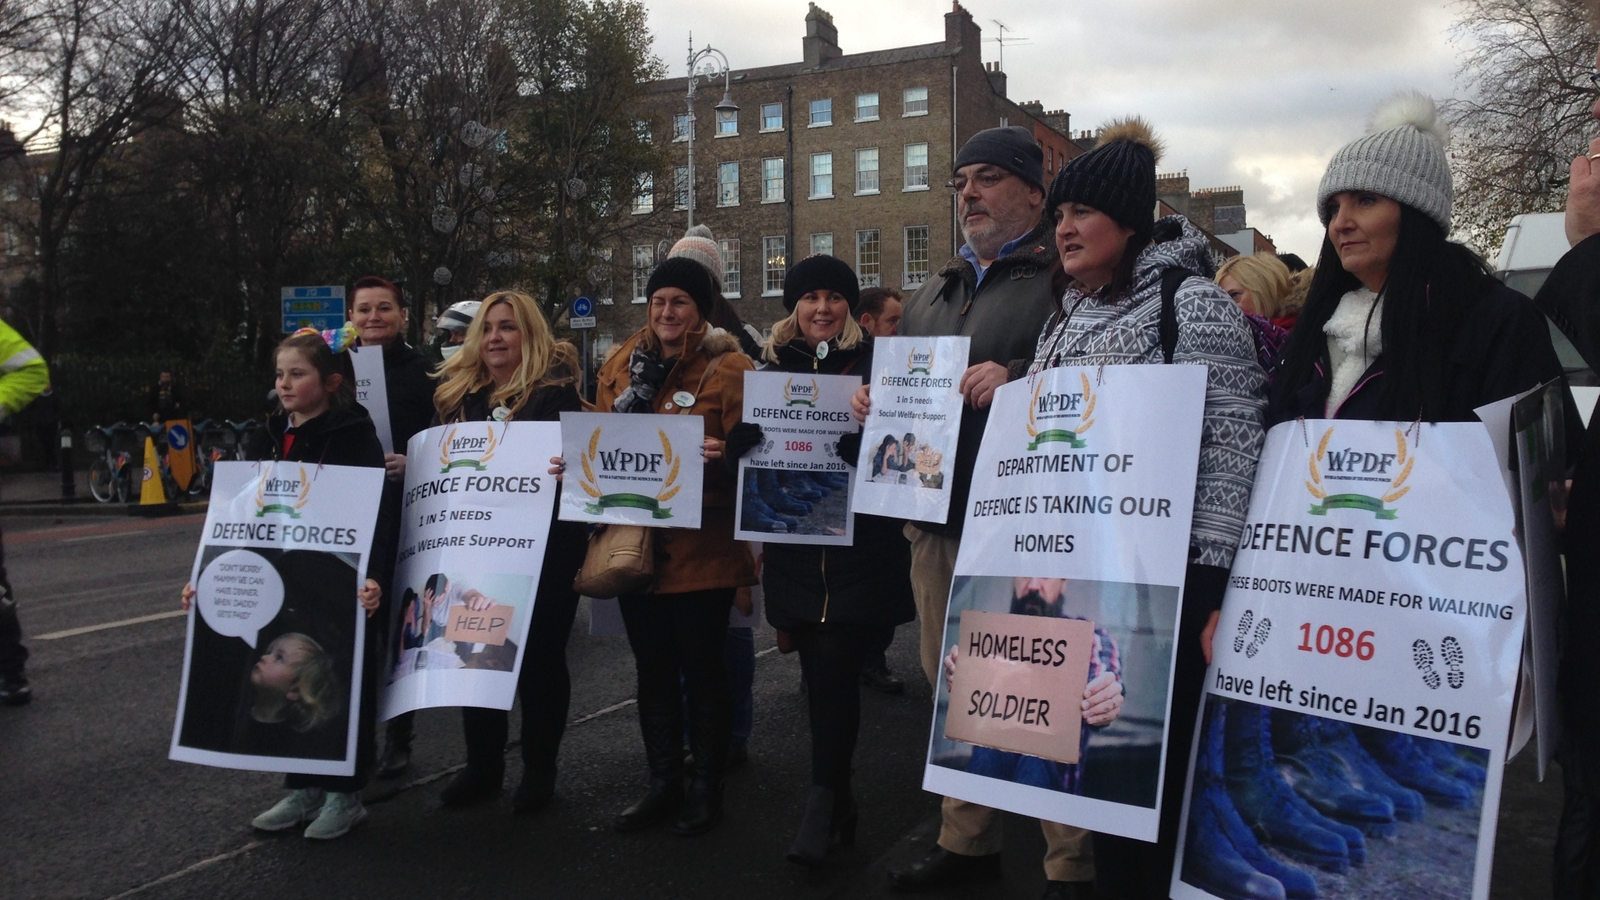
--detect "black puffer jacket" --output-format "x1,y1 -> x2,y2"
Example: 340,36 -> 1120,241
260,404 -> 399,609
1270,282 -> 1565,424
758,337 -> 915,631
377,340 -> 437,453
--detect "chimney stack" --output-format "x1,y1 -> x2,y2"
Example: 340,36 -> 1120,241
803,4 -> 841,68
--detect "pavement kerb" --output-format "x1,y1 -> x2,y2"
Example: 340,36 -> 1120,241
0,500 -> 208,517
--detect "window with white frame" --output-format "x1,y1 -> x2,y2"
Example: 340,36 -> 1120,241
903,86 -> 929,116
673,166 -> 689,210
717,161 -> 739,207
855,92 -> 879,121
632,245 -> 655,302
761,103 -> 783,131
810,233 -> 834,258
856,229 -> 881,288
719,238 -> 740,296
810,152 -> 833,199
672,113 -> 691,141
716,108 -> 737,136
809,98 -> 832,127
855,148 -> 879,194
763,236 -> 787,295
904,226 -> 930,288
635,120 -> 651,141
762,158 -> 784,202
633,174 -> 653,213
903,143 -> 929,190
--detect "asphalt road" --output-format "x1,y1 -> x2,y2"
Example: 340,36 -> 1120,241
0,513 -> 1567,900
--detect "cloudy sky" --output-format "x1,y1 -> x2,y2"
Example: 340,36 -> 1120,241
642,0 -> 1467,259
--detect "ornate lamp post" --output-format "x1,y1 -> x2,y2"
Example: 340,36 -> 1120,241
685,34 -> 736,230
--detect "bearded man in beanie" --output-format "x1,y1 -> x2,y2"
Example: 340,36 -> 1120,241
852,126 -> 1094,898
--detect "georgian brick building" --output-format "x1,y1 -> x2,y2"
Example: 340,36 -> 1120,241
579,2 -> 1084,357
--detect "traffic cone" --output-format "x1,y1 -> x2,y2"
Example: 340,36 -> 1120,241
139,436 -> 167,506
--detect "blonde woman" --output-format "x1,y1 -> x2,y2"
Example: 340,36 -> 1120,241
428,290 -> 591,815
1216,253 -> 1295,378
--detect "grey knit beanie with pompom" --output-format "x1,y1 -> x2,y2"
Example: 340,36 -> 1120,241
1317,92 -> 1453,233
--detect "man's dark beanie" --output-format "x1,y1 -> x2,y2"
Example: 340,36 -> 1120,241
783,255 -> 860,311
645,256 -> 716,318
1047,117 -> 1164,234
954,126 -> 1045,193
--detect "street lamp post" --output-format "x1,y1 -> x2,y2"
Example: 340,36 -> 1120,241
685,34 -> 737,230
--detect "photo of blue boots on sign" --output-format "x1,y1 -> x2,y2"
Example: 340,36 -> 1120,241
1181,696 -> 1487,900
739,467 -> 851,536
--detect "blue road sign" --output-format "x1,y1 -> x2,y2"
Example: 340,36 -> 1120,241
572,296 -> 593,317
281,286 -> 346,332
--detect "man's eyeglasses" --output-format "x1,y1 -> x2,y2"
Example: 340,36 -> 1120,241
946,170 -> 1014,194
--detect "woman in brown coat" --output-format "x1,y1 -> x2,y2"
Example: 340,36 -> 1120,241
588,257 -> 756,836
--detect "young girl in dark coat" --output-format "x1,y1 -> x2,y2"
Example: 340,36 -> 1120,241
725,255 -> 915,866
182,326 -> 398,839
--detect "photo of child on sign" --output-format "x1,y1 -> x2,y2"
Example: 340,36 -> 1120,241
388,571 -> 531,678
929,574 -> 1179,810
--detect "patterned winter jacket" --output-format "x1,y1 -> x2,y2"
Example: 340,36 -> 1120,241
1028,216 -> 1266,569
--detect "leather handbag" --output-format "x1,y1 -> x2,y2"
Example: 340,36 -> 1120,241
574,523 -> 654,598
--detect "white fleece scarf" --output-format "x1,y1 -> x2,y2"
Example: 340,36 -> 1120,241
1322,287 -> 1383,415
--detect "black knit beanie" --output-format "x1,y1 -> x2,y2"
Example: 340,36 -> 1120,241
954,126 -> 1045,193
783,255 -> 860,311
1047,117 -> 1164,235
645,256 -> 716,318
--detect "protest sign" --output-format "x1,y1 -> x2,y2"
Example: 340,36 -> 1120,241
350,345 -> 393,454
944,611 -> 1095,764
851,336 -> 969,524
380,421 -> 559,719
735,370 -> 861,544
924,365 -> 1206,841
1509,382 -> 1567,777
1171,420 -> 1525,900
558,412 -> 705,529
170,461 -> 384,776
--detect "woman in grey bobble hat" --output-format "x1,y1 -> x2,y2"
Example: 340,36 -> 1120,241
1270,91 -> 1567,425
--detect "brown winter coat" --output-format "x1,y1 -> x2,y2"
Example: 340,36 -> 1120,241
594,324 -> 757,594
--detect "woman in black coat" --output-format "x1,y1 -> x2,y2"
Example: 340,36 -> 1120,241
726,256 -> 914,866
426,289 -> 590,814
348,275 -> 441,778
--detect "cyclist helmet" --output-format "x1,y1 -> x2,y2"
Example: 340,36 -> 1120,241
434,300 -> 482,359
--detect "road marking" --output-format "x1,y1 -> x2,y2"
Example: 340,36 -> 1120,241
104,841 -> 264,900
34,609 -> 186,640
8,514 -> 204,544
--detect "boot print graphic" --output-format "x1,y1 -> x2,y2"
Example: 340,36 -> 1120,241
1440,636 -> 1464,689
1413,639 -> 1441,689
1233,610 -> 1253,654
1245,618 -> 1271,658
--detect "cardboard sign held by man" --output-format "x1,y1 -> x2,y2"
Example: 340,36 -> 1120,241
944,610 -> 1095,764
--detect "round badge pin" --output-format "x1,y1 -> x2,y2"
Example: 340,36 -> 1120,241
815,341 -> 829,360
663,401 -> 675,410
491,406 -> 511,422
672,391 -> 696,408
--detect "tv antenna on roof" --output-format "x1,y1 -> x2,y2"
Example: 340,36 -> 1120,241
986,20 -> 1031,71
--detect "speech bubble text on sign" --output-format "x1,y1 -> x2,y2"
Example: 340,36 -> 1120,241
445,604 -> 514,646
944,610 -> 1095,764
195,548 -> 285,649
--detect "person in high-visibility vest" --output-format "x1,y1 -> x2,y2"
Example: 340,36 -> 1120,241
0,318 -> 49,706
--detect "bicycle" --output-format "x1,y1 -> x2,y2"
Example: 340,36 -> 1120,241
84,422 -> 139,503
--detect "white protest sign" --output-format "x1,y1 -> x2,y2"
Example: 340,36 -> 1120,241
925,365 -> 1206,841
380,421 -> 560,719
170,460 -> 384,776
350,346 -> 393,454
1170,420 -> 1525,900
852,336 -> 968,523
1509,382 -> 1568,778
735,370 -> 860,545
558,411 -> 705,529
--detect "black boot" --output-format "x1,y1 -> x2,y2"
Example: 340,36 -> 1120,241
439,759 -> 504,808
513,764 -> 557,814
376,713 -> 414,780
614,703 -> 685,832
787,787 -> 836,866
889,846 -> 1002,892
674,676 -> 729,836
